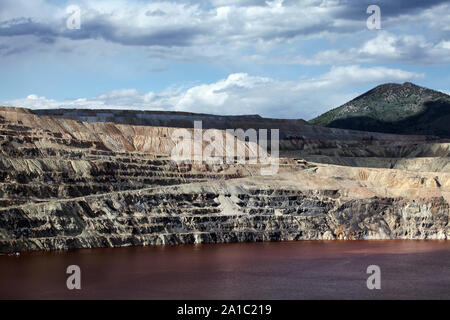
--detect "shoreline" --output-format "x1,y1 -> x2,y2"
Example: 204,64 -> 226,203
2,238 -> 449,257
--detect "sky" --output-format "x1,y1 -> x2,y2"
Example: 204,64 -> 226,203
0,0 -> 449,120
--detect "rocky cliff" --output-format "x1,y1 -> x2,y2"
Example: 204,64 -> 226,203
0,106 -> 448,253
1,167 -> 448,252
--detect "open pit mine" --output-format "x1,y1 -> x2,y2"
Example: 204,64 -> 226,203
0,106 -> 449,253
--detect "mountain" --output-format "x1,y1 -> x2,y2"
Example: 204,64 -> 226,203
309,82 -> 450,138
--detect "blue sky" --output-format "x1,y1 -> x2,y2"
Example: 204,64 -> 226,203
0,0 -> 449,119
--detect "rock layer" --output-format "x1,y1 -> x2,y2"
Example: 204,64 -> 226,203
1,180 -> 448,252
0,106 -> 448,252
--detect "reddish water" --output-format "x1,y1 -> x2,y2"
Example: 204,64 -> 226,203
0,240 -> 449,299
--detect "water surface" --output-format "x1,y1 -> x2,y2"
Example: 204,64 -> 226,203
0,240 -> 449,299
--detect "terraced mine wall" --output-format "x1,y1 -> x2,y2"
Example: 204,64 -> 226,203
1,185 -> 448,253
3,106 -> 449,173
0,106 -> 448,252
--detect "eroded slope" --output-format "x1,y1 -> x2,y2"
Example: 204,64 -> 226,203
0,106 -> 448,252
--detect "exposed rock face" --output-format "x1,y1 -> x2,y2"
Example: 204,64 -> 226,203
1,181 -> 448,252
0,106 -> 448,253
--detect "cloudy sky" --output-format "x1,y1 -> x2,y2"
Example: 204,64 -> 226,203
0,0 -> 449,119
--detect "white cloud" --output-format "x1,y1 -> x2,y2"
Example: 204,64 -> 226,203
2,66 -> 424,120
263,31 -> 450,66
0,0 -> 448,68
0,0 -> 347,49
7,0 -> 443,55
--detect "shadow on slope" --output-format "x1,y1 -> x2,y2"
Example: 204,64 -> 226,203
326,100 -> 450,138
